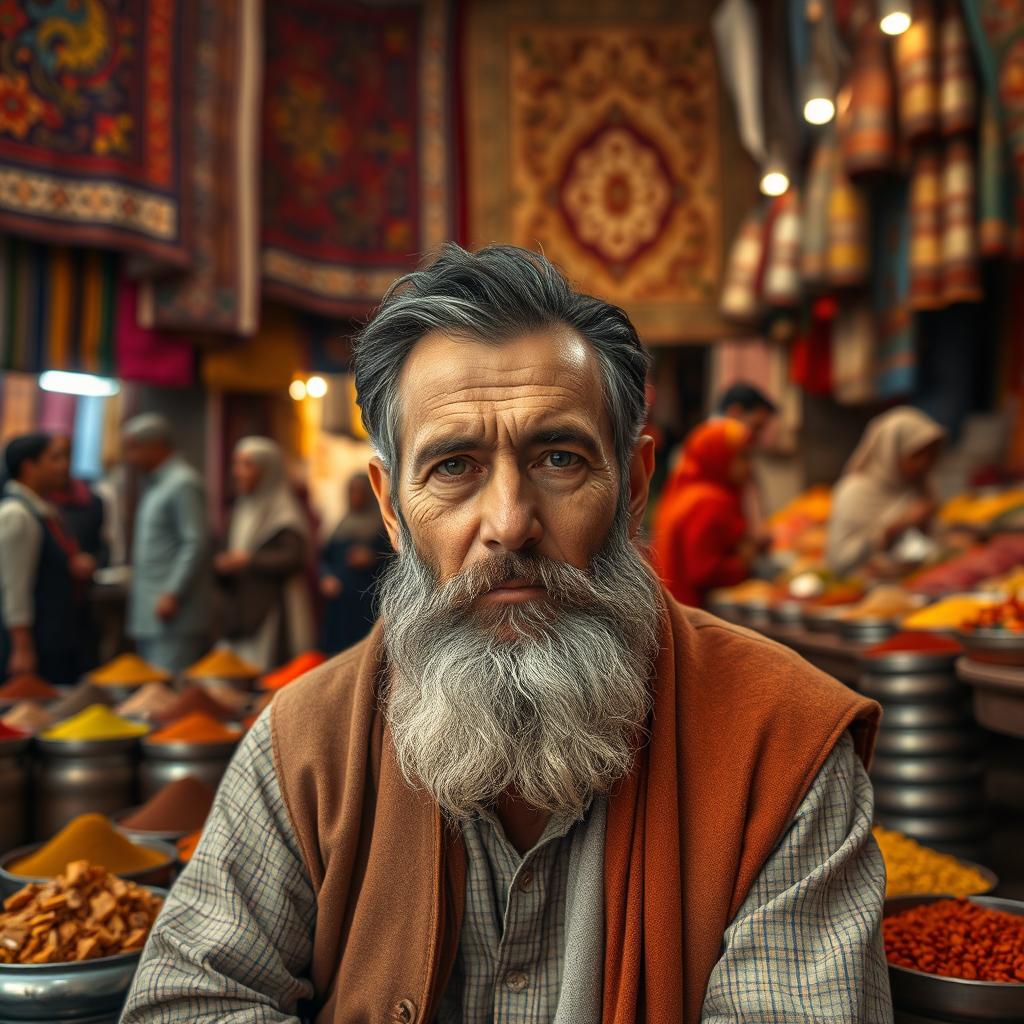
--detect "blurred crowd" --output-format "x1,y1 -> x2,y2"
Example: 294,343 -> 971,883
0,416 -> 389,683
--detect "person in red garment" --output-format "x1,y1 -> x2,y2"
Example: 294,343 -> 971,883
651,417 -> 757,607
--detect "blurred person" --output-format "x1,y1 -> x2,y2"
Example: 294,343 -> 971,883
827,407 -> 946,576
651,418 -> 762,607
122,414 -> 211,675
125,244 -> 887,1024
0,433 -> 96,684
319,472 -> 390,653
215,437 -> 314,671
716,382 -> 777,443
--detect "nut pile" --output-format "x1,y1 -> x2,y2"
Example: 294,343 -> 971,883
884,898 -> 1024,983
0,860 -> 163,964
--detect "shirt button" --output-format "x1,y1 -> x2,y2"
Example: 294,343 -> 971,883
504,970 -> 529,992
391,998 -> 417,1023
517,869 -> 534,892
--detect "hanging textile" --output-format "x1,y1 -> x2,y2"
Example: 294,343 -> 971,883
826,158 -> 870,289
939,1 -> 977,137
909,144 -> 944,310
978,99 -> 1012,257
873,182 -> 916,399
841,16 -> 897,177
720,207 -> 767,325
831,297 -> 876,405
801,133 -> 837,291
711,0 -> 766,165
0,1 -> 193,266
762,190 -> 803,309
261,0 -> 458,317
38,391 -> 76,434
201,304 -> 308,393
895,0 -> 939,145
0,239 -> 117,375
137,0 -> 263,336
790,296 -> 836,398
116,282 -> 194,387
941,136 -> 983,306
0,372 -> 37,443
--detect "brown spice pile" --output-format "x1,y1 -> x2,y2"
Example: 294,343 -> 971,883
0,860 -> 163,964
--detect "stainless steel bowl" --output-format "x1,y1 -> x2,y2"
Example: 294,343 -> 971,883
839,618 -> 898,645
859,648 -> 963,674
879,813 -> 992,845
958,629 -> 1024,667
0,887 -> 165,1021
860,672 -> 965,704
885,895 -> 1024,1020
874,783 -> 983,816
875,727 -> 981,758
769,601 -> 805,627
0,838 -> 177,897
803,606 -> 850,634
871,754 -> 984,785
880,703 -> 969,730
112,808 -> 192,843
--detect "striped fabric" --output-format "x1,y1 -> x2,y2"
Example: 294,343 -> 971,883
941,136 -> 983,305
895,0 -> 939,144
719,206 -> 766,325
801,133 -> 837,290
827,161 -> 870,289
940,2 -> 977,137
978,99 -> 1012,257
909,144 -> 944,310
122,714 -> 892,1024
842,21 -> 896,177
762,190 -> 803,309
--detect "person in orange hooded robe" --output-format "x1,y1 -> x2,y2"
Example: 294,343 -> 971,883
651,419 -> 756,607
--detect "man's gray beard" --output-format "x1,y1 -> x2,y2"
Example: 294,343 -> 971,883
377,504 -> 662,821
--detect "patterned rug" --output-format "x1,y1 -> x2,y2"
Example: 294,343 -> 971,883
0,0 -> 192,266
261,0 -> 458,316
136,0 -> 262,336
465,0 -> 732,342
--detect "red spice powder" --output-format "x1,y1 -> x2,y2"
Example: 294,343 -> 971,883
0,721 -> 27,740
885,898 -> 1024,983
120,776 -> 215,833
866,631 -> 963,658
260,651 -> 327,691
153,686 -> 236,724
0,673 -> 61,701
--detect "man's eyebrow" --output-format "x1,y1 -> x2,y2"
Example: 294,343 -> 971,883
526,427 -> 601,458
411,434 -> 487,477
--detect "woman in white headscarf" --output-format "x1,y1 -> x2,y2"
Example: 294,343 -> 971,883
214,437 -> 314,670
826,407 -> 947,576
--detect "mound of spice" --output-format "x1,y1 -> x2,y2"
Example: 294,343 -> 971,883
884,898 -> 1024,982
119,776 -> 215,834
147,712 -> 241,745
903,596 -> 996,631
184,648 -> 259,681
0,673 -> 61,702
153,686 -> 235,724
198,680 -> 251,715
176,830 -> 201,863
0,720 -> 26,741
8,813 -> 169,878
865,631 -> 963,658
90,653 -> 171,687
49,682 -> 118,721
840,586 -> 923,622
2,701 -> 53,735
873,826 -> 992,898
116,682 -> 179,721
260,651 -> 327,691
41,704 -> 150,742
0,860 -> 163,964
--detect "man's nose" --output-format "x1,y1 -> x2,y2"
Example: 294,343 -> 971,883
478,461 -> 542,552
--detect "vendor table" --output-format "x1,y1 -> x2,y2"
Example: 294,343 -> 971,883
957,657 -> 1024,739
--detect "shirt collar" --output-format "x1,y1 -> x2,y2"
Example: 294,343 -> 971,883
148,453 -> 183,483
3,480 -> 57,518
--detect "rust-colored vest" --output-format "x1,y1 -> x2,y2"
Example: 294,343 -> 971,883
271,595 -> 879,1024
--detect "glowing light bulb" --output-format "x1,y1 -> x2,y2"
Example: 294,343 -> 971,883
306,375 -> 328,398
760,169 -> 790,197
288,379 -> 307,401
879,1 -> 911,35
803,94 -> 835,125
39,371 -> 120,397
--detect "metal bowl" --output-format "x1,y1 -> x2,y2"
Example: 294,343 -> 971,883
859,648 -> 963,675
957,629 -> 1024,667
111,808 -> 193,843
803,605 -> 851,634
769,601 -> 805,627
860,671 -> 965,704
839,617 -> 898,645
874,783 -> 984,816
0,838 -> 177,897
0,886 -> 165,1021
879,813 -> 992,845
875,727 -> 981,758
885,895 -> 1024,1020
880,703 -> 970,730
871,754 -> 985,785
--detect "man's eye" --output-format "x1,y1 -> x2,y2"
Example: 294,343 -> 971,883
544,451 -> 581,469
436,457 -> 469,477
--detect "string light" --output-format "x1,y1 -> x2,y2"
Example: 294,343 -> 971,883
803,66 -> 836,124
288,379 -> 307,401
306,375 -> 328,398
879,0 -> 911,35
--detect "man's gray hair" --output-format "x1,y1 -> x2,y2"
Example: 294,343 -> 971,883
122,413 -> 175,447
352,244 -> 652,476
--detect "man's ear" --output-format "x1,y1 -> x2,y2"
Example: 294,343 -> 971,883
368,457 -> 402,551
627,434 -> 656,537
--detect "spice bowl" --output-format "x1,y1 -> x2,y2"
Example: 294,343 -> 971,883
0,885 -> 166,1021
957,629 -> 1024,667
111,810 -> 192,844
0,839 -> 177,898
885,895 -> 1024,1021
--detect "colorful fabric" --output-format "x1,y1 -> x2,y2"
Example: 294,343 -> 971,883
978,98 -> 1012,256
466,1 -> 726,342
0,238 -> 116,375
841,23 -> 896,177
719,206 -> 766,325
831,298 -> 875,405
940,1 -> 977,136
0,371 -> 37,443
201,305 -> 308,393
826,159 -> 869,289
909,145 -> 943,310
801,133 -> 836,290
941,135 -> 983,305
872,182 -> 916,399
137,0 -> 262,336
260,0 -> 457,317
895,0 -> 939,144
0,1 -> 191,265
790,297 -> 835,398
762,190 -> 802,309
116,282 -> 193,387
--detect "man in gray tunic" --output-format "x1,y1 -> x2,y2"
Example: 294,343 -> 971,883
122,414 -> 211,674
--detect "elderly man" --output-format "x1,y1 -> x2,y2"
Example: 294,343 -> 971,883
123,246 -> 890,1024
122,414 -> 211,675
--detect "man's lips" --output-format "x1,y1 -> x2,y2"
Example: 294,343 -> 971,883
478,580 -> 547,603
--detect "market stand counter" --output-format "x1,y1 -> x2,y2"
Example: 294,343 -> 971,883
957,658 -> 1024,740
